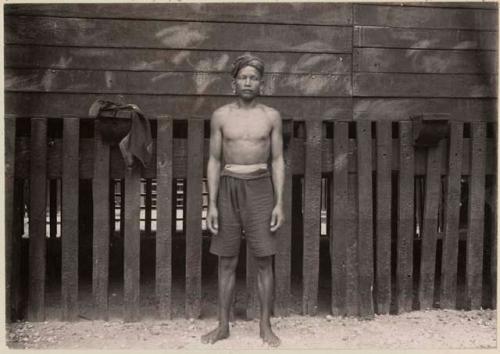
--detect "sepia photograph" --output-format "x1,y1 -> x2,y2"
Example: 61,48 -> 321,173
3,0 -> 498,350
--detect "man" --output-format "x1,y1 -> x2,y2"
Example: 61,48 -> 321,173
201,54 -> 285,347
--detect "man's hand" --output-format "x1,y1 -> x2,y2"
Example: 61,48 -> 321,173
206,207 -> 219,235
270,205 -> 284,232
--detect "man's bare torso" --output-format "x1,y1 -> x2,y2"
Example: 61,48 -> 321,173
216,102 -> 276,165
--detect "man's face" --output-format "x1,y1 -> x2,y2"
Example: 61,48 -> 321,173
233,66 -> 263,101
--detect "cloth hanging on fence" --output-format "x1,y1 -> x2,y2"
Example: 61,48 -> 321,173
89,99 -> 153,168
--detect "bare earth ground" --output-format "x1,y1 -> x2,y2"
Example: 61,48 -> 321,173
5,280 -> 497,350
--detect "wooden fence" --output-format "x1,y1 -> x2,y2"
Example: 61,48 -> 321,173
5,115 -> 496,322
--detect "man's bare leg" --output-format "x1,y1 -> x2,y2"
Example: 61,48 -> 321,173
201,255 -> 238,344
256,256 -> 281,347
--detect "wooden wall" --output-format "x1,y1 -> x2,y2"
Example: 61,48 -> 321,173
4,2 -> 497,121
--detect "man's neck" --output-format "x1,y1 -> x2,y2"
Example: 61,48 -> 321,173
236,97 -> 258,109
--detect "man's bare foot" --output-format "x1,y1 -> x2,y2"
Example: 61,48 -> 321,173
260,324 -> 281,347
201,325 -> 230,344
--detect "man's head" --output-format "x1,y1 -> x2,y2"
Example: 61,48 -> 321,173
231,54 -> 265,101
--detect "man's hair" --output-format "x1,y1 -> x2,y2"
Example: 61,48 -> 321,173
231,54 -> 265,78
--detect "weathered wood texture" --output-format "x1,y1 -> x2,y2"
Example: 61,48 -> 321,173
61,117 -> 79,321
440,122 -> 464,309
274,120 -> 293,317
124,165 -> 141,322
465,122 -> 486,310
155,117 -> 173,319
375,121 -> 392,314
5,3 -> 353,25
302,120 -> 322,315
28,118 -> 48,322
418,141 -> 445,310
185,120 -> 204,319
5,116 -> 16,322
396,121 -> 415,313
330,122 -> 349,316
345,173 -> 359,317
5,16 -> 352,53
356,121 -> 374,319
13,136 -> 497,179
5,69 -> 351,97
92,121 -> 110,320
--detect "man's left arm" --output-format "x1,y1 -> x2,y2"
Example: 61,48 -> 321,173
270,111 -> 285,232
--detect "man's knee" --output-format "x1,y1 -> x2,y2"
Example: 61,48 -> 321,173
255,255 -> 273,273
219,256 -> 239,274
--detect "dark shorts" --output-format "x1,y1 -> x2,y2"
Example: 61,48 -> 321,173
209,169 -> 276,258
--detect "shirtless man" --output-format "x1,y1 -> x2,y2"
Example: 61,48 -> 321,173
201,54 -> 284,347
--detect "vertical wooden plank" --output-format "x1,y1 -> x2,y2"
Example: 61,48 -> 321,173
61,117 -> 80,321
465,122 -> 486,310
246,250 -> 258,320
356,121 -> 374,319
331,121 -> 348,316
5,116 -> 16,322
375,121 -> 392,314
156,117 -> 173,319
185,119 -> 204,318
302,120 -> 322,316
92,120 -> 110,320
440,122 -> 464,309
274,119 -> 293,317
418,140 -> 445,310
345,173 -> 359,317
396,121 -> 415,314
491,124 -> 497,309
28,117 -> 48,322
124,165 -> 141,322
145,179 -> 152,237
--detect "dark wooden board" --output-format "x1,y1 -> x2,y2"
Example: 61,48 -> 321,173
440,122 -> 464,309
302,120 -> 322,316
5,69 -> 352,97
5,116 -> 16,322
356,121 -> 375,318
353,98 -> 497,122
49,180 -> 57,238
345,173 -> 359,316
375,121 -> 392,314
396,121 -> 415,313
185,119 -> 204,319
61,117 -> 79,321
466,122 -> 486,310
155,117 -> 173,319
354,48 -> 497,74
5,16 -> 352,53
274,120 -> 293,317
354,4 -> 498,30
28,118 -> 48,321
491,156 -> 497,309
353,73 -> 496,98
392,2 -> 498,10
5,93 -> 353,121
124,166 -> 141,322
5,3 -> 353,26
13,136 -> 497,179
6,45 -> 352,74
92,121 -> 110,320
330,122 -> 349,316
418,141 -> 445,310
354,26 -> 497,50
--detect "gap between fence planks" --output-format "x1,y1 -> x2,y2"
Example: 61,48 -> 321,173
156,117 -> 173,319
92,120 -> 110,320
440,122 -> 464,309
61,117 -> 80,321
5,116 -> 16,322
124,165 -> 141,322
185,119 -> 204,319
28,117 -> 48,322
331,121 -> 349,316
466,122 -> 486,310
375,121 -> 392,314
491,124 -> 497,309
396,121 -> 415,313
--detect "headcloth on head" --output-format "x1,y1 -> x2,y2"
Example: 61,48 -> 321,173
231,54 -> 265,78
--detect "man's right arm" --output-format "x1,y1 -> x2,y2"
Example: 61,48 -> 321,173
206,112 -> 222,235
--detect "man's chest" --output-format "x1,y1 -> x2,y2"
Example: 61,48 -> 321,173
222,116 -> 272,141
